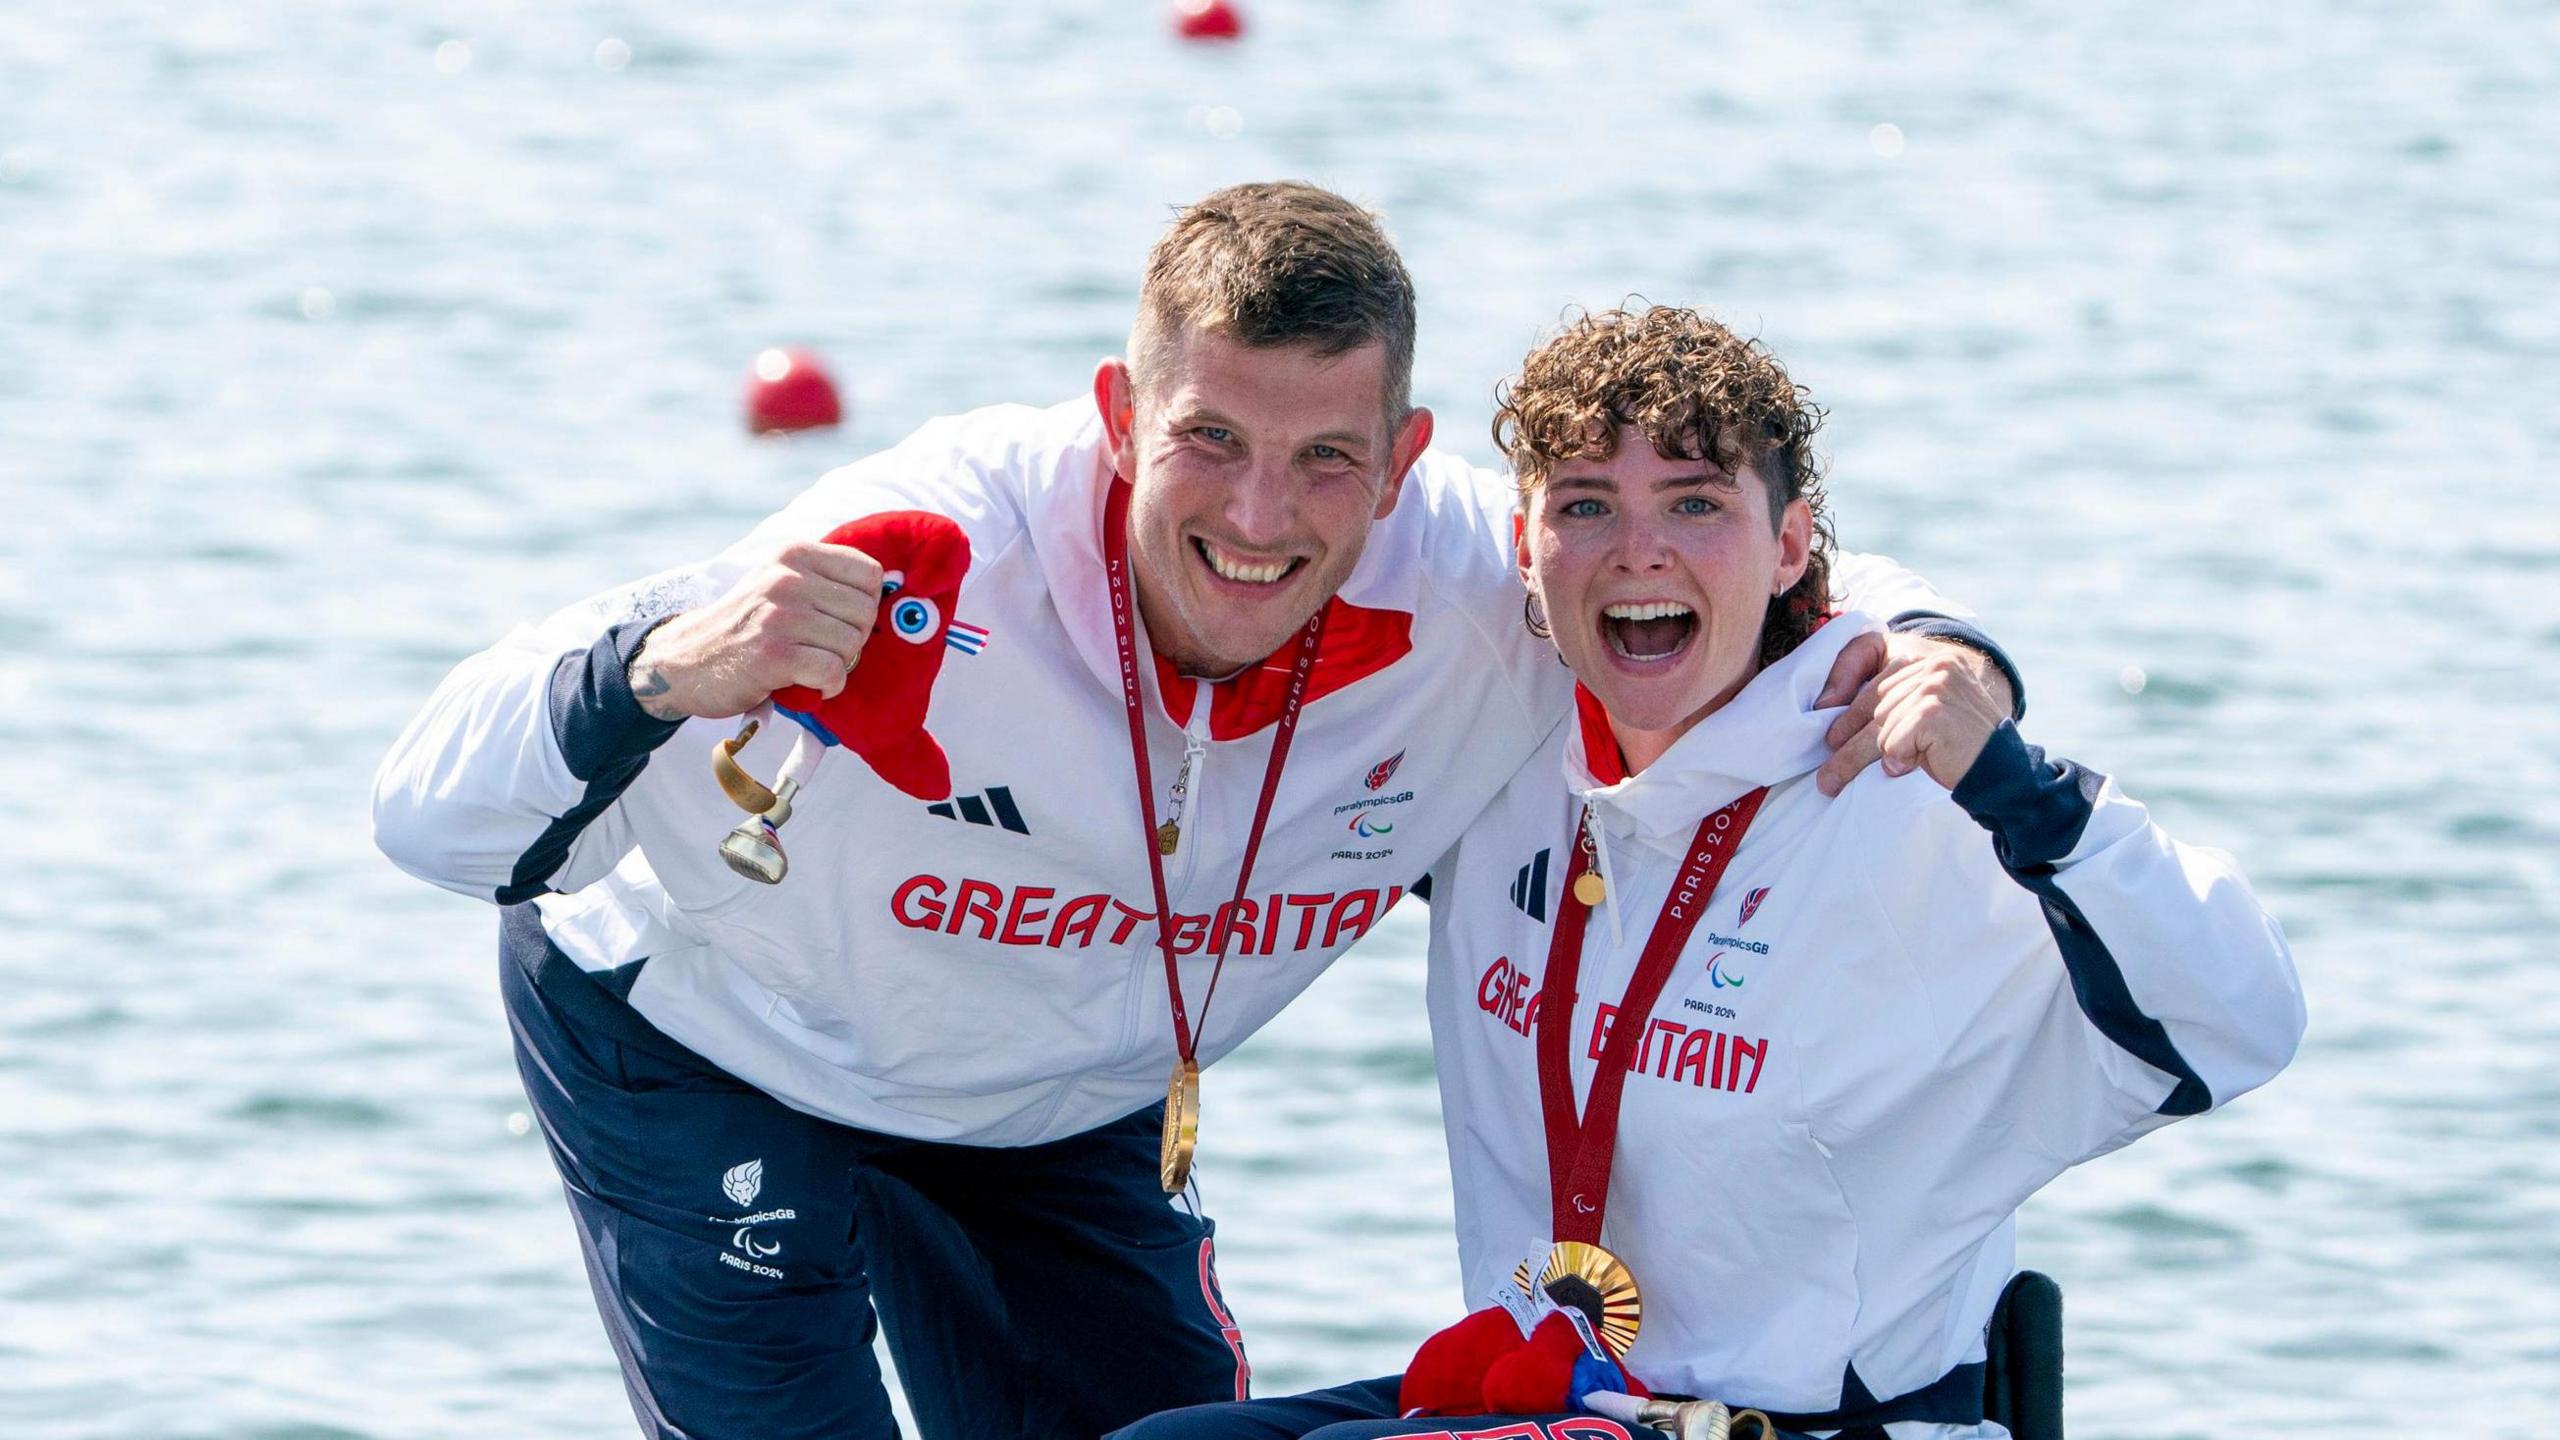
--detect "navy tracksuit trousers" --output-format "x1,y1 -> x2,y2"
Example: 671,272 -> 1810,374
501,908 -> 1251,1439
1104,1376 -> 1653,1440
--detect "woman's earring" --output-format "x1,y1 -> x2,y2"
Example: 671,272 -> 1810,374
1523,591 -> 1551,639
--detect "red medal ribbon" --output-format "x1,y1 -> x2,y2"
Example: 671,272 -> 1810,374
1537,786 -> 1768,1244
1103,476 -> 1324,1063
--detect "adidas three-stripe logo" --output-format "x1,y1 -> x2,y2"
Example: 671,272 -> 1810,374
926,786 -> 1030,835
1510,848 -> 1551,922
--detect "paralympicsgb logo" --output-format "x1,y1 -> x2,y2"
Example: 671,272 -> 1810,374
1364,749 -> 1406,791
715,1160 -> 795,1281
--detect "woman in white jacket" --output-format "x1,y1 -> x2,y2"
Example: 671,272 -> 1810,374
1113,307 -> 2305,1440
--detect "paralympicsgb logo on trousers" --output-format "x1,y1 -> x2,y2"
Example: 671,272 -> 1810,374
713,1159 -> 797,1281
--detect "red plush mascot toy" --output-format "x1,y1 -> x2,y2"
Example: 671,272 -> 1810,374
709,510 -> 974,883
1401,1301 -> 1650,1420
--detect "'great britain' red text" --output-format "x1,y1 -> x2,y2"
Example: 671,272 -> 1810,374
1475,956 -> 1766,1093
892,875 -> 1404,955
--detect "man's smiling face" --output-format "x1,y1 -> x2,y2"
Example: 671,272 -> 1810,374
1098,324 -> 1433,677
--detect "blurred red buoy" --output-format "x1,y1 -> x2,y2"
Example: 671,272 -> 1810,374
1173,0 -> 1243,41
744,348 -> 845,434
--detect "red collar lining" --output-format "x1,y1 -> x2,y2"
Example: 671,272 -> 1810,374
1572,682 -> 1629,786
1151,600 -> 1413,740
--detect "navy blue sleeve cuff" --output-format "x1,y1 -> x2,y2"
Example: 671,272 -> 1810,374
495,617 -> 684,904
1951,720 -> 2104,870
1887,611 -> 2027,721
549,617 -> 687,781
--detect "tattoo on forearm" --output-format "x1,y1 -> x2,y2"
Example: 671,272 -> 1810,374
630,661 -> 683,720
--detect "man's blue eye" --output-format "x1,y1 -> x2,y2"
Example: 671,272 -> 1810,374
1561,498 -> 1605,518
1675,496 -> 1716,515
1311,444 -> 1345,461
1198,426 -> 1233,444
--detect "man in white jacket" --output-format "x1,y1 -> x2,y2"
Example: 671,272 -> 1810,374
373,182 -> 2017,1440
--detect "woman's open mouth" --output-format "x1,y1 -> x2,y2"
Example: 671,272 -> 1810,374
1194,537 -> 1307,587
1601,601 -> 1696,661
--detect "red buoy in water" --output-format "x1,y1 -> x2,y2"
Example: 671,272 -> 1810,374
744,348 -> 844,433
1173,0 -> 1243,41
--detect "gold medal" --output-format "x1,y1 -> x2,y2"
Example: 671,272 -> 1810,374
1572,871 -> 1607,906
1512,1239 -> 1643,1355
1156,820 -> 1181,856
1159,1057 -> 1201,1193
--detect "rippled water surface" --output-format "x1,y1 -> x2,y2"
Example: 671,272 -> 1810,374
4,2 -> 2556,1435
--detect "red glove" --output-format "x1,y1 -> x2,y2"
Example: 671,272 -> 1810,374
1399,1307 -> 1530,1417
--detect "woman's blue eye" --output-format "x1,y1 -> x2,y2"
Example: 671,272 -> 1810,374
1561,498 -> 1605,518
890,596 -> 940,642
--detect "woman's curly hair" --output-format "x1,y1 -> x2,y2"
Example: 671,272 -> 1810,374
1493,305 -> 1835,668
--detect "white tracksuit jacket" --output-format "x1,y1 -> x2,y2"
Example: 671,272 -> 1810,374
1424,613 -> 2305,1432
373,399 -> 1983,1147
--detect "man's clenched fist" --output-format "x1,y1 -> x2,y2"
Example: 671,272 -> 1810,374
628,539 -> 885,722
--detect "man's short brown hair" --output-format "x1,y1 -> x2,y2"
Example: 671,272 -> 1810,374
1494,305 -> 1836,668
1130,181 -> 1418,419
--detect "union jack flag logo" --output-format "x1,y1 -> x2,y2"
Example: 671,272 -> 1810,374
1364,749 -> 1406,791
1737,886 -> 1770,928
